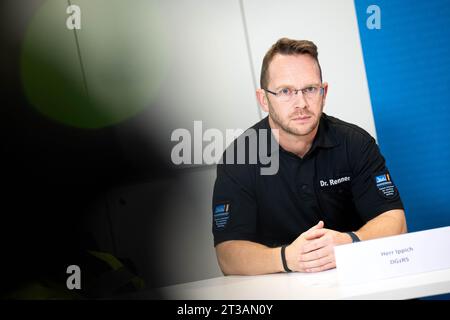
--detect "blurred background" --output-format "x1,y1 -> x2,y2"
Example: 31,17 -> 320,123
0,0 -> 449,299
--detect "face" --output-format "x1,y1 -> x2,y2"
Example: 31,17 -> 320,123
257,54 -> 328,137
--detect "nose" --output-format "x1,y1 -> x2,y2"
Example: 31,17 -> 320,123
292,90 -> 308,109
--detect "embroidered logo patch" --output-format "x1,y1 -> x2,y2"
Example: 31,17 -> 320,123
213,203 -> 231,229
375,172 -> 398,199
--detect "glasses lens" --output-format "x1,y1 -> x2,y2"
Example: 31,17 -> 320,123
279,88 -> 291,102
304,87 -> 321,99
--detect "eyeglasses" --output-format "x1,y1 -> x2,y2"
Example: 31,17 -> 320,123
264,85 -> 324,102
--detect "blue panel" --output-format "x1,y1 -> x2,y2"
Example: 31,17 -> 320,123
354,0 -> 450,232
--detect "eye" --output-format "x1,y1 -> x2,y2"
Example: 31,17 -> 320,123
279,88 -> 292,96
304,86 -> 317,94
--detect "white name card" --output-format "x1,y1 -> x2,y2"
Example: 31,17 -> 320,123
335,226 -> 450,285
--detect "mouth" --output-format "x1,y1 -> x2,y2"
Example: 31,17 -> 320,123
292,115 -> 312,122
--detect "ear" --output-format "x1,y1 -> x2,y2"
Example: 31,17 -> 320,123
256,89 -> 270,113
321,82 -> 329,105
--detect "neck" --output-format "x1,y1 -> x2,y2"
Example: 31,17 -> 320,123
268,117 -> 318,158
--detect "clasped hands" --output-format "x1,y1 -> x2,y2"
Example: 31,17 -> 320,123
285,221 -> 353,273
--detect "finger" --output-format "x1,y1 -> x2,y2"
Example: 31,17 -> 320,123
299,253 -> 333,269
304,228 -> 328,240
302,236 -> 331,253
299,246 -> 330,262
305,260 -> 336,273
308,220 -> 324,231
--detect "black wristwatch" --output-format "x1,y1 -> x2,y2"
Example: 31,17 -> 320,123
346,231 -> 361,243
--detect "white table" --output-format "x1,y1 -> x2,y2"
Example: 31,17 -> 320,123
157,268 -> 450,299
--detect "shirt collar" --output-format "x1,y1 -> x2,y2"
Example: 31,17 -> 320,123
311,113 -> 339,150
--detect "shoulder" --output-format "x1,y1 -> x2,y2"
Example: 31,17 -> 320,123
219,117 -> 270,165
216,117 -> 269,187
323,113 -> 375,147
322,114 -> 383,171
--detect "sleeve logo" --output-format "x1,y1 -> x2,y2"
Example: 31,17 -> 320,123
375,173 -> 398,199
213,203 -> 231,229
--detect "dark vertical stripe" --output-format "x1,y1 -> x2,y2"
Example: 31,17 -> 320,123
239,0 -> 262,119
67,0 -> 90,99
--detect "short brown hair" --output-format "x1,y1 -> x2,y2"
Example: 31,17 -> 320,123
260,38 -> 322,89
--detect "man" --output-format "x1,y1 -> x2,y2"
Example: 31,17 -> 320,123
212,38 -> 407,275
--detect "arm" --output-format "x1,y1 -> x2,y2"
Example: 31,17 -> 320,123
298,209 -> 408,273
353,209 -> 407,240
215,240 -> 284,276
216,210 -> 407,275
215,221 -> 325,275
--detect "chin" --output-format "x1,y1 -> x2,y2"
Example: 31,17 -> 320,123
295,128 -> 315,136
288,122 -> 317,136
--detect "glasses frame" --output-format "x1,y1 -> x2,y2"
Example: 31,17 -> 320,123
264,85 -> 324,102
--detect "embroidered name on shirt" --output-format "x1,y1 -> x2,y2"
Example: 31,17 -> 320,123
320,176 -> 351,187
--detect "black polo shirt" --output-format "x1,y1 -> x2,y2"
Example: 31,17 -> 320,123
212,113 -> 404,247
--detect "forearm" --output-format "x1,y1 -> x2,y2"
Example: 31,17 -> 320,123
215,240 -> 284,275
354,209 -> 407,241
